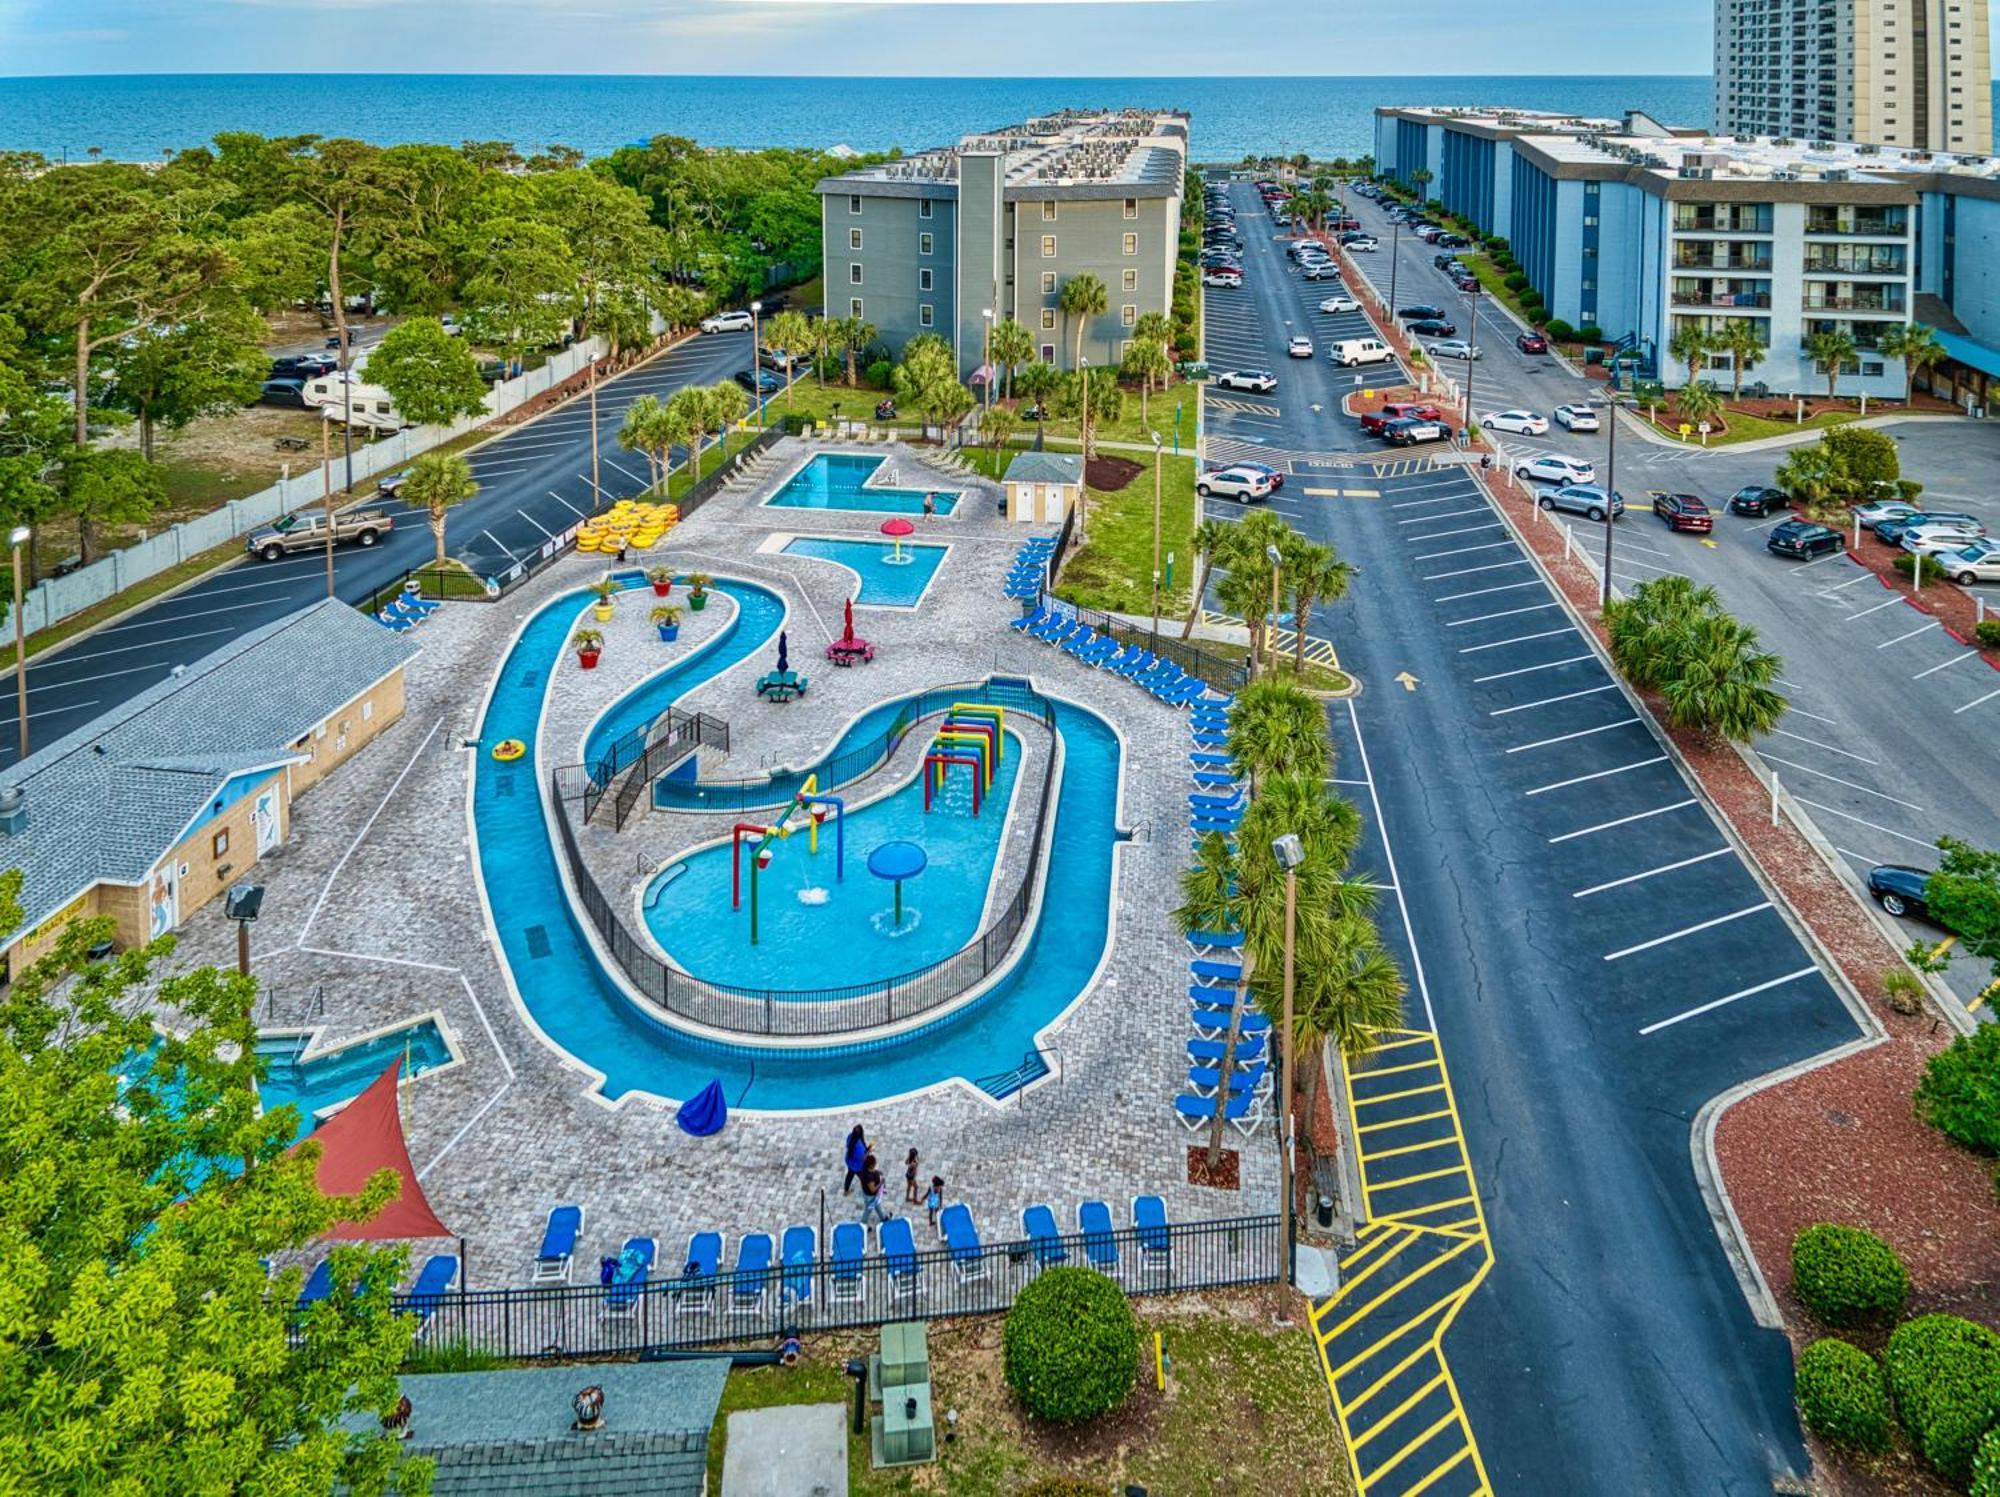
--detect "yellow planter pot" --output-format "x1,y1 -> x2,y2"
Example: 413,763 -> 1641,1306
592,601 -> 615,621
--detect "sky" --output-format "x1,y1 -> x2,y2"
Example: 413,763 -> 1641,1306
0,0 -> 1725,76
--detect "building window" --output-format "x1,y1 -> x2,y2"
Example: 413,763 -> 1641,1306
919,232 -> 933,256
1040,308 -> 1056,331
1040,343 -> 1056,363
919,304 -> 933,328
1042,235 -> 1057,257
850,298 -> 864,318
1041,271 -> 1057,294
1120,338 -> 1133,359
919,199 -> 933,219
1123,269 -> 1137,291
849,194 -> 862,215
1124,197 -> 1138,219
919,268 -> 932,292
212,829 -> 230,859
1121,303 -> 1137,325
1042,201 -> 1057,221
1122,233 -> 1138,256
849,228 -> 863,251
849,263 -> 863,285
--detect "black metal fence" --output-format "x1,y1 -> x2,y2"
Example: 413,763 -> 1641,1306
392,1215 -> 1280,1362
548,685 -> 1062,1037
1035,597 -> 1251,693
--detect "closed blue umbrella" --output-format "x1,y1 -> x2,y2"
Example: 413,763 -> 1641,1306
777,631 -> 789,675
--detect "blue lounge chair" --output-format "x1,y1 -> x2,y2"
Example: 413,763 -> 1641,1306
375,609 -> 415,632
730,1233 -> 774,1316
1116,651 -> 1159,679
1060,628 -> 1101,657
1023,1204 -> 1068,1266
938,1203 -> 988,1282
1174,1088 -> 1265,1135
1192,772 -> 1242,791
1191,958 -> 1243,984
1010,606 -> 1050,632
1078,1201 -> 1121,1277
533,1204 -> 585,1284
1186,926 -> 1244,948
880,1217 -> 922,1303
1189,1058 -> 1270,1096
1190,1004 -> 1272,1040
673,1230 -> 723,1314
602,1236 -> 657,1317
1191,810 -> 1242,829
1190,705 -> 1230,723
1132,1195 -> 1172,1275
830,1221 -> 866,1304
404,1254 -> 459,1338
780,1225 -> 815,1307
1188,751 -> 1234,767
296,1259 -> 333,1309
1188,1033 -> 1267,1065
1080,636 -> 1123,665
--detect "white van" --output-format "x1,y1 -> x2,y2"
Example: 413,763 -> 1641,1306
1331,338 -> 1394,368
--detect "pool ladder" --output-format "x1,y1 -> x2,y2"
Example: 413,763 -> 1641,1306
973,1043 -> 1061,1104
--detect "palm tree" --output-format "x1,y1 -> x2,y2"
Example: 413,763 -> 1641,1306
1657,612 -> 1787,741
989,317 -> 1034,400
835,314 -> 876,388
1668,322 -> 1713,388
1717,321 -> 1764,399
703,380 -> 750,465
618,393 -> 665,488
1803,328 -> 1858,402
1175,831 -> 1266,1168
1285,541 -> 1352,676
1284,921 -> 1406,1125
982,405 -> 1018,455
1059,272 -> 1109,369
1121,337 -> 1172,426
402,452 -> 479,568
1225,677 -> 1330,791
1880,321 -> 1945,397
766,310 -> 812,407
1014,358 -> 1058,436
1409,166 -> 1434,201
808,315 -> 833,389
1181,518 -> 1231,639
663,387 -> 707,482
1606,574 -> 1721,691
1674,379 -> 1724,434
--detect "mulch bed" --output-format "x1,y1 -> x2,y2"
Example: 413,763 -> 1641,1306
1085,454 -> 1143,491
1187,1145 -> 1241,1191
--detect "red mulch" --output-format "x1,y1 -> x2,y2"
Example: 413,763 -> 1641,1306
1187,1146 -> 1241,1191
1085,455 -> 1143,491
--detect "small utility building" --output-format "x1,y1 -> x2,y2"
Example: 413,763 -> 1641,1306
1002,451 -> 1083,524
0,600 -> 415,977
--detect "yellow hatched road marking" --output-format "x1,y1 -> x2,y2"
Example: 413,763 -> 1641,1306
1367,1163 -> 1471,1193
1369,1409 -> 1464,1487
1363,1135 -> 1466,1164
1403,1446 -> 1475,1497
1350,1370 -> 1451,1451
1351,1081 -> 1447,1106
1364,1034 -> 1438,1054
1357,1057 -> 1446,1080
1321,1233 -> 1484,1341
1357,1106 -> 1456,1134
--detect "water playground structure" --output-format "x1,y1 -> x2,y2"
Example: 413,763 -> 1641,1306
921,703 -> 1004,816
729,774 -> 847,944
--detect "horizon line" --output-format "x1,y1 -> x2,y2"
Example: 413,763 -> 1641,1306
0,69 -> 1717,83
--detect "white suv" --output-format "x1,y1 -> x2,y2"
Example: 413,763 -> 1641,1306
1196,466 -> 1275,504
1514,453 -> 1598,486
1213,369 -> 1278,393
1287,336 -> 1314,359
700,310 -> 754,334
1552,404 -> 1600,432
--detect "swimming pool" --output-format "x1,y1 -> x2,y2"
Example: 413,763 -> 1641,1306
763,453 -> 961,515
470,575 -> 1126,1109
643,727 -> 1021,990
259,1020 -> 455,1137
780,536 -> 948,608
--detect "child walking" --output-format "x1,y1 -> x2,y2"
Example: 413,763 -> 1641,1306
925,1176 -> 945,1232
904,1147 -> 921,1205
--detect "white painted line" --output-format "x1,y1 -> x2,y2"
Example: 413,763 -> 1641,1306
1474,653 -> 1595,684
4,660 -> 171,696
1835,847 -> 1878,867
0,696 -> 100,728
1434,580 -> 1542,604
480,529 -> 521,562
296,717 -> 445,948
1877,621 -> 1942,649
1404,522 -> 1508,545
1398,510 -> 1489,526
1749,513 -> 1795,529
1772,699 -> 1840,726
31,627 -> 239,667
1639,966 -> 1821,1036
1608,557 -> 1689,577
1794,549 -> 1851,570
1604,903 -> 1773,962
1507,718 -> 1641,753
1768,727 -> 1878,766
1415,541 -> 1517,562
1757,753 -> 1926,810
1549,798 -> 1700,844
1444,602 -> 1561,628
548,490 -> 589,518
1525,755 -> 1669,796
1422,559 -> 1531,582
1458,627 -> 1575,654
518,509 -> 557,541
1345,698 -> 1436,1032
1391,494 -> 1469,510
1845,596 -> 1904,622
1792,796 -> 1941,850
1819,572 -> 1880,594
1954,686 -> 2000,715
1573,846 -> 1731,898
1914,651 -> 1978,680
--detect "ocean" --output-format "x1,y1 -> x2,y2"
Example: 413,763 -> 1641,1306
0,73 -> 1723,163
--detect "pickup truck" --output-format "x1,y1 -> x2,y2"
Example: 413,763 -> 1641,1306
246,508 -> 393,562
1359,402 -> 1442,436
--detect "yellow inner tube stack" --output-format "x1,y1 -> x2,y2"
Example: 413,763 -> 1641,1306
574,500 -> 679,554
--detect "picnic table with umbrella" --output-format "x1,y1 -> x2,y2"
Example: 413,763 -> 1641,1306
756,628 -> 808,702
879,516 -> 916,565
826,597 -> 875,666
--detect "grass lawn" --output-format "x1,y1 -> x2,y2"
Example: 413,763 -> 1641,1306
1631,403 -> 1862,447
1057,450 -> 1197,618
706,1297 -> 1351,1496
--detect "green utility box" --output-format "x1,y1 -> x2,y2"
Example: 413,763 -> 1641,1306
868,1321 -> 936,1468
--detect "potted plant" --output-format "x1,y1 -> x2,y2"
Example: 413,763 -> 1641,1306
650,604 -> 682,643
647,566 -> 674,598
572,628 -> 604,669
686,572 -> 712,612
590,578 -> 617,621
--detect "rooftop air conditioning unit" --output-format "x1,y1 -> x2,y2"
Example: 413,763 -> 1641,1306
1823,169 -> 1850,181
1772,169 -> 1801,180
1856,144 -> 1881,155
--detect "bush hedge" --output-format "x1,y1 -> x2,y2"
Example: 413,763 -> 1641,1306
1002,1267 -> 1138,1423
1792,1224 -> 1910,1327
1795,1338 -> 1894,1452
1977,619 -> 2000,649
1916,1022 -> 2000,1155
1885,1314 -> 2000,1485
1543,319 -> 1576,343
1503,271 -> 1529,292
1894,552 -> 1949,586
1576,325 -> 1605,344
1975,1424 -> 2000,1497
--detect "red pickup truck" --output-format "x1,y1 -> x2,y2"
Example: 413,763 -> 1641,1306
1359,402 -> 1442,436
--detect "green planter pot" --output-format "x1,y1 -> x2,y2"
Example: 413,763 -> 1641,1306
689,594 -> 708,612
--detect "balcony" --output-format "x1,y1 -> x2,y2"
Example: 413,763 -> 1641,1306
1803,290 -> 1908,314
1805,209 -> 1911,237
1674,287 -> 1774,309
1673,245 -> 1775,271
1803,247 -> 1907,275
1672,207 -> 1775,233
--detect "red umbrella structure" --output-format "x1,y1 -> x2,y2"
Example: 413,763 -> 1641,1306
842,597 -> 856,644
828,595 -> 873,665
880,516 -> 914,562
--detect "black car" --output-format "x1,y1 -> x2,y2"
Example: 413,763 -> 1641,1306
1406,319 -> 1457,338
1867,864 -> 1935,922
734,367 -> 783,397
271,354 -> 337,379
1767,519 -> 1844,559
1432,252 -> 1461,269
1728,485 -> 1787,517
1397,304 -> 1446,322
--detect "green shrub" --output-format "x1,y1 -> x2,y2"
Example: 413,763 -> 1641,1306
1503,271 -> 1529,293
1543,319 -> 1576,343
1791,1224 -> 1910,1327
1916,1023 -> 2000,1154
1886,1314 -> 2000,1484
1795,1338 -> 1894,1452
1019,1482 -> 1106,1497
1576,325 -> 1605,344
1976,1425 -> 2000,1497
1002,1267 -> 1138,1423
864,358 -> 893,390
1976,620 -> 2000,649
1894,552 -> 1948,585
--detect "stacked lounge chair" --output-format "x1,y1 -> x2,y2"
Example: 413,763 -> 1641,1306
1005,534 -> 1058,601
375,584 -> 441,633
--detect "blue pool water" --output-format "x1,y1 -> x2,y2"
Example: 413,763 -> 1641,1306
764,453 -> 961,516
781,536 -> 949,608
644,729 -> 1020,990
259,1020 -> 454,1138
470,575 -> 1125,1108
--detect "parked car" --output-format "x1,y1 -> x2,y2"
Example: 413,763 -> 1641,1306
1901,521 -> 1990,556
1318,294 -> 1361,313
1516,332 -> 1549,354
1540,485 -> 1625,522
1767,519 -> 1845,559
259,378 -> 309,409
1867,864 -> 1937,922
1331,337 -> 1394,367
1343,236 -> 1379,251
376,469 -> 412,499
1213,369 -> 1278,393
270,354 -> 337,379
1876,511 -> 1983,546
1302,263 -> 1341,282
1439,233 -> 1471,248
700,310 -> 754,334
1650,491 -> 1714,533
1382,417 -> 1451,446
1943,541 -> 2000,585
1852,497 -> 1924,531
1201,270 -> 1244,288
1429,339 -> 1480,361
733,367 -> 783,396
1727,485 -> 1788,517
1360,402 -> 1442,436
1406,319 -> 1456,338
1397,305 -> 1446,322
1514,453 -> 1597,486
246,507 -> 391,562
1432,252 -> 1461,270
1196,466 -> 1275,503
758,346 -> 800,372
1481,410 -> 1548,436
1233,461 -> 1285,492
1552,404 -> 1600,432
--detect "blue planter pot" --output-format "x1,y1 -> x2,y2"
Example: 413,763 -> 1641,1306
656,623 -> 681,643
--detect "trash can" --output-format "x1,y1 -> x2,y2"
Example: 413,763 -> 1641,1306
1585,348 -> 1605,367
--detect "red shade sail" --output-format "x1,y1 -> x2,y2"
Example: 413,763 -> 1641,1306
298,1059 -> 454,1242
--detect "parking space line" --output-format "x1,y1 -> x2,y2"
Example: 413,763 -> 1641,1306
1604,903 -> 1772,961
1608,557 -> 1690,578
1525,756 -> 1668,796
1422,559 -> 1531,582
1507,718 -> 1641,753
1415,541 -> 1516,562
1773,699 -> 1840,726
1820,572 -> 1879,594
1458,626 -> 1575,654
1878,621 -> 1942,649
1473,653 -> 1594,684
1955,687 -> 2000,716
1793,795 -> 1940,849
518,510 -> 557,541
1549,798 -> 1699,843
1846,597 -> 1904,622
1769,727 -> 1878,765
1572,847 -> 1731,898
1392,495 -> 1468,510
1638,966 -> 1820,1036
1444,602 -> 1561,628
1490,684 -> 1619,716
1399,514 -> 1493,531
1434,580 -> 1541,604
548,490 -> 588,518
479,529 -> 521,562
1795,550 -> 1851,571
1915,652 -> 1978,679
1758,752 -> 1925,810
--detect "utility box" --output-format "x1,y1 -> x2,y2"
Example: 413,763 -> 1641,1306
876,1321 -> 929,1391
868,1322 -> 936,1468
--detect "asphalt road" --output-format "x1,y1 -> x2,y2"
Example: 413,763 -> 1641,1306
2,330 -> 755,770
1207,179 -> 1865,1492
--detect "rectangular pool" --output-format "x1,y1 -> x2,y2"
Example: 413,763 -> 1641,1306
764,453 -> 961,515
781,536 -> 949,608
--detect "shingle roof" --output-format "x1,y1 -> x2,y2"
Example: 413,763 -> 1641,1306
1004,452 -> 1084,486
1,599 -> 416,936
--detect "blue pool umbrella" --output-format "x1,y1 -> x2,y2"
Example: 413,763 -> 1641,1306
677,1078 -> 728,1137
777,631 -> 789,674
867,840 -> 927,929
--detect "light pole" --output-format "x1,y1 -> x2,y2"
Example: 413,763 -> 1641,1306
1388,220 -> 1403,316
589,354 -> 601,502
1265,541 -> 1284,675
1598,393 -> 1620,608
1463,293 -> 1480,435
750,300 -> 764,429
1150,430 -> 1164,638
224,882 -> 264,978
1272,830 -> 1305,1289
339,325 -> 355,497
981,307 -> 994,414
321,418 -> 336,599
8,526 -> 27,762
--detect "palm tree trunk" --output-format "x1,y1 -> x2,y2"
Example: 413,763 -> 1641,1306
1206,950 -> 1257,1169
1293,596 -> 1312,674
431,512 -> 447,567
1182,555 -> 1212,640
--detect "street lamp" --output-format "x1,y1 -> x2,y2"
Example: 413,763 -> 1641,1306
981,307 -> 994,414
8,525 -> 27,762
1462,292 -> 1481,436
1272,830 -> 1305,1289
1150,430 -> 1164,638
1596,393 -> 1621,608
750,300 -> 765,430
224,882 -> 265,978
1388,219 -> 1403,316
1264,541 -> 1284,675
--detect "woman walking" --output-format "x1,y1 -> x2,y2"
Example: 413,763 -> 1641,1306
842,1125 -> 868,1195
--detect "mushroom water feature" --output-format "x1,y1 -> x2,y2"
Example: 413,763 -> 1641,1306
879,516 -> 915,565
866,839 -> 927,935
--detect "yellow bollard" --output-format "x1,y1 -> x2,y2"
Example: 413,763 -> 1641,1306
1154,1330 -> 1165,1391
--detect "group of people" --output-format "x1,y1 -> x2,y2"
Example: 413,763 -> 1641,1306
842,1124 -> 944,1229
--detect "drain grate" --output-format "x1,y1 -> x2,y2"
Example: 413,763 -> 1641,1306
525,925 -> 551,959
520,669 -> 540,688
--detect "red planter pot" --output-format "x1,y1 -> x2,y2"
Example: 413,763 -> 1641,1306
651,581 -> 672,597
577,650 -> 601,670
